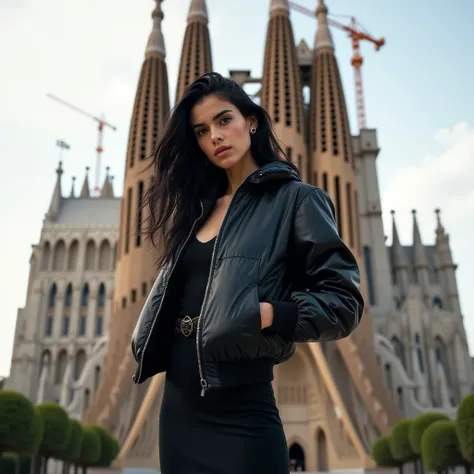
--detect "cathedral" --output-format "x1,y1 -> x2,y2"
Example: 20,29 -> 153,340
5,0 -> 474,472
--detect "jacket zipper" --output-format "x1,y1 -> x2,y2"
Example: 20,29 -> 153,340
136,202 -> 205,383
196,171 -> 263,397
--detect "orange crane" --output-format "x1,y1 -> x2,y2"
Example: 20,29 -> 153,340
289,1 -> 385,129
47,93 -> 117,195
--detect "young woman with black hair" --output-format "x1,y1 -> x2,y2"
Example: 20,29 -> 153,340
131,72 -> 364,474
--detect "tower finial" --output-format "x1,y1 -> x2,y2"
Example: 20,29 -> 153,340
100,166 -> 114,197
412,208 -> 429,268
435,208 -> 445,237
70,176 -> 76,198
270,0 -> 289,14
46,161 -> 63,221
315,0 -> 334,51
80,166 -> 90,198
146,0 -> 166,58
188,0 -> 209,23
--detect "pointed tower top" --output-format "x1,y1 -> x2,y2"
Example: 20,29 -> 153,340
146,0 -> 166,59
270,0 -> 289,14
80,167 -> 90,198
435,208 -> 445,237
46,161 -> 63,220
412,209 -> 428,267
69,176 -> 76,198
390,210 -> 408,268
100,166 -> 114,197
188,0 -> 209,23
315,0 -> 334,51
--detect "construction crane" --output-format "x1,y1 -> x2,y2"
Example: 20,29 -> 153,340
47,94 -> 117,195
289,1 -> 385,129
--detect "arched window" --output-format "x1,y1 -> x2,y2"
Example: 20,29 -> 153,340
432,296 -> 443,309
62,284 -> 73,337
415,333 -> 424,373
96,283 -> 106,336
289,442 -> 305,472
45,284 -> 57,337
78,284 -> 89,337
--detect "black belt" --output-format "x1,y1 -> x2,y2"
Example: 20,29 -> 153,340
175,316 -> 200,337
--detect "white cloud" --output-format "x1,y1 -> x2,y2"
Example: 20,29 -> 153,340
382,122 -> 474,353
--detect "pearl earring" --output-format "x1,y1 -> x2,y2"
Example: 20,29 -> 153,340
250,127 -> 257,135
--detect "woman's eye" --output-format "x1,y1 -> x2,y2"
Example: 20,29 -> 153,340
220,117 -> 231,125
196,128 -> 207,137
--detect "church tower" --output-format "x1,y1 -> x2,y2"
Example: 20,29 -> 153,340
306,0 -> 402,447
175,0 -> 213,102
261,0 -> 308,181
84,0 -> 171,431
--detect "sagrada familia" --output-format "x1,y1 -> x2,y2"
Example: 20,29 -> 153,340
5,0 -> 474,472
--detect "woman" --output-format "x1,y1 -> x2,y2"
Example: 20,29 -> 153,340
131,72 -> 364,474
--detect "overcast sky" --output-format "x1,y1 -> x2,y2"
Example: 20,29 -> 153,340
1,0 -> 474,377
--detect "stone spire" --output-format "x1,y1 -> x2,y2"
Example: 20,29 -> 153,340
315,0 -> 334,51
390,210 -> 410,297
100,167 -> 114,197
146,0 -> 166,59
309,0 -> 355,240
85,0 -> 171,430
175,0 -> 213,102
412,209 -> 429,268
80,167 -> 90,198
261,0 -> 307,180
69,176 -> 76,198
46,161 -> 63,221
390,210 -> 408,268
435,208 -> 445,239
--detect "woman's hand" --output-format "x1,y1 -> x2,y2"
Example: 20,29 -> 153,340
259,302 -> 274,329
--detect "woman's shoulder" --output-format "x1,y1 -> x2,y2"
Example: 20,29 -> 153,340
281,180 -> 328,205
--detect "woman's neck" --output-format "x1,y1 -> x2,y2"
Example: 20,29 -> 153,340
225,154 -> 259,196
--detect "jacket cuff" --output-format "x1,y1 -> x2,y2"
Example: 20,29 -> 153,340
267,301 -> 298,339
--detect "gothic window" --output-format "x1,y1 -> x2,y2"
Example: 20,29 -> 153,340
363,246 -> 375,305
52,240 -> 66,271
84,240 -> 96,271
415,333 -> 424,373
79,284 -> 89,337
96,283 -> 106,336
98,240 -> 111,271
384,363 -> 393,391
432,296 -> 443,309
45,284 -> 57,337
397,387 -> 404,410
55,349 -> 68,384
67,240 -> 79,271
41,241 -> 51,271
62,284 -> 73,337
74,349 -> 86,380
136,181 -> 144,247
391,336 -> 406,369
289,442 -> 306,472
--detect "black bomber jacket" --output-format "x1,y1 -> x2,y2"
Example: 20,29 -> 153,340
131,160 -> 364,396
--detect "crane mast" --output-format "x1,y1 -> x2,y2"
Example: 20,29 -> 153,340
47,94 -> 117,195
289,1 -> 385,130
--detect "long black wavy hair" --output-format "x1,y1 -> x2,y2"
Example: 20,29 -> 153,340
142,72 -> 295,268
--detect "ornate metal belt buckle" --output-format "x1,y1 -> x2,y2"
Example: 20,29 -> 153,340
180,315 -> 193,337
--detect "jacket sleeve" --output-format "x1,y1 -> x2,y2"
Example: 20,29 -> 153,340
269,187 -> 364,343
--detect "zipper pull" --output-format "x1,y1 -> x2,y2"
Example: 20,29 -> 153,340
200,379 -> 208,397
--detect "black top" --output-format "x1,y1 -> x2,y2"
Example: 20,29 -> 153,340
175,234 -> 216,318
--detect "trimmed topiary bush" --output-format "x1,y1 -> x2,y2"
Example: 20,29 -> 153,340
421,420 -> 465,472
0,390 -> 39,456
456,392 -> 474,463
409,412 -> 449,455
390,419 -> 416,463
372,436 -> 399,468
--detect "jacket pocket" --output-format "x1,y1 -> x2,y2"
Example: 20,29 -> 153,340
202,256 -> 262,362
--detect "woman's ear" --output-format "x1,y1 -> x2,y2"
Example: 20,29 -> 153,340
248,116 -> 258,130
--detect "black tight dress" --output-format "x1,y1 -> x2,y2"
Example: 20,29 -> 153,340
159,234 -> 289,474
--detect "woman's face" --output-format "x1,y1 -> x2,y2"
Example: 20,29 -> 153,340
190,95 -> 257,169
